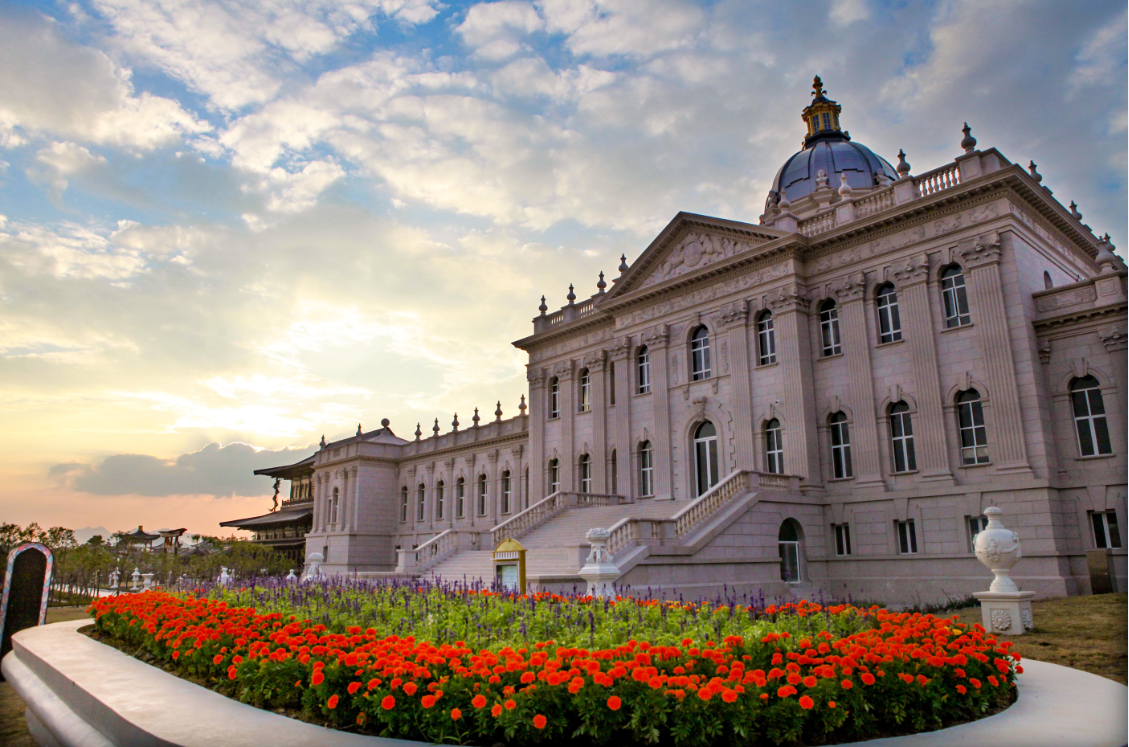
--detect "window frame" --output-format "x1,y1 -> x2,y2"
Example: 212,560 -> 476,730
829,412 -> 853,479
417,483 -> 426,522
896,519 -> 918,554
578,455 -> 592,494
941,265 -> 971,329
967,515 -> 989,551
875,284 -> 902,344
690,326 -> 711,381
1091,510 -> 1122,549
819,300 -> 842,357
548,459 -> 560,494
834,523 -> 852,556
957,389 -> 990,465
608,360 -> 615,406
476,474 -> 487,516
578,368 -> 591,412
765,418 -> 784,474
400,486 -> 408,523
501,471 -> 512,514
1071,376 -> 1113,457
637,346 -> 651,394
548,377 -> 560,419
330,487 -> 339,525
455,478 -> 465,519
639,441 -> 654,497
693,421 -> 719,496
757,311 -> 777,366
889,402 -> 917,473
435,480 -> 445,520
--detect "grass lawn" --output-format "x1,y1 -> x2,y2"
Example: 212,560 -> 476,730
950,592 -> 1128,685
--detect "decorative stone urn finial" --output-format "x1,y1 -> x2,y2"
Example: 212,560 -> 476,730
494,401 -> 503,422
1069,201 -> 1082,220
579,527 -> 621,598
320,434 -> 327,449
1028,160 -> 1042,183
433,418 -> 440,437
302,552 -> 324,581
472,407 -> 480,426
1095,234 -> 1118,273
414,423 -> 422,441
896,149 -> 911,179
960,122 -> 976,154
452,413 -> 459,431
618,254 -> 629,274
837,171 -> 853,199
597,271 -> 607,294
974,507 -> 1022,592
381,418 -> 390,428
538,295 -> 548,315
357,423 -> 363,436
567,284 -> 576,304
518,394 -> 527,416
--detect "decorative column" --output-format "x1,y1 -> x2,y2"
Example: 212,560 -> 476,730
349,465 -> 361,532
444,458 -> 456,529
644,324 -> 674,499
1098,322 -> 1128,413
464,456 -> 476,528
587,351 -> 608,493
608,337 -> 633,497
891,253 -> 953,482
526,368 -> 546,500
339,468 -> 351,532
556,361 -> 576,490
831,273 -> 884,488
406,466 -> 417,531
313,472 -> 325,532
958,232 -> 1031,475
510,446 -> 524,512
766,285 -> 821,485
487,450 -> 500,526
718,302 -> 755,470
424,462 -> 436,531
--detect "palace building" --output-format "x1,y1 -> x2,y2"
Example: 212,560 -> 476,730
227,78 -> 1127,603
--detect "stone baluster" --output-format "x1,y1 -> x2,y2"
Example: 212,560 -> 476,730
958,232 -> 1031,475
831,273 -> 884,487
891,252 -> 953,482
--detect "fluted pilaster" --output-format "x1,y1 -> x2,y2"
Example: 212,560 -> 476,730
830,273 -> 884,487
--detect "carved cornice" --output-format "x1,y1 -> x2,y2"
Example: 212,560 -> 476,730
553,361 -> 575,380
526,368 -> 545,388
606,336 -> 632,361
717,303 -> 750,330
642,324 -> 670,349
957,231 -> 1002,270
1099,322 -> 1129,352
584,351 -> 607,372
889,252 -> 930,287
830,272 -> 866,304
766,283 -> 810,314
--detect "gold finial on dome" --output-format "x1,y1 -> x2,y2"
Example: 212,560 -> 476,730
801,75 -> 845,147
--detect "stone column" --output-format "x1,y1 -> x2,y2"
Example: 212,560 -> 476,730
608,337 -> 633,497
464,456 -> 476,528
891,253 -> 953,482
424,462 -> 436,531
406,466 -> 417,531
349,465 -> 361,531
588,351 -> 608,493
556,361 -> 576,490
444,458 -> 456,529
766,285 -> 821,485
719,302 -> 755,470
487,450 -> 500,526
526,368 -> 546,500
510,446 -> 524,513
958,233 -> 1031,475
831,273 -> 884,488
313,472 -> 325,532
644,324 -> 674,499
340,468 -> 351,531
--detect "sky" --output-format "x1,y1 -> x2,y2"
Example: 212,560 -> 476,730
0,0 -> 1125,539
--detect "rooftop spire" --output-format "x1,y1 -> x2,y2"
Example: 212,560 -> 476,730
801,75 -> 846,147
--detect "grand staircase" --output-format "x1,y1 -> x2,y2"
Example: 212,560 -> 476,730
396,471 -> 802,589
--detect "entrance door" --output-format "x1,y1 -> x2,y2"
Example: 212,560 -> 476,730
693,421 -> 719,497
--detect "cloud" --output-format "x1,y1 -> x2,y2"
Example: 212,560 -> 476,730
457,1 -> 545,60
51,442 -> 312,497
0,7 -> 208,149
26,142 -> 108,200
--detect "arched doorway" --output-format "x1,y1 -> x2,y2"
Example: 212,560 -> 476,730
693,421 -> 719,496
778,520 -> 802,583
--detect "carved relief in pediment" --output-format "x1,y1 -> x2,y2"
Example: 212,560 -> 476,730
641,231 -> 763,288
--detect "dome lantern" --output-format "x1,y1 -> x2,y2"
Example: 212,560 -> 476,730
801,76 -> 846,147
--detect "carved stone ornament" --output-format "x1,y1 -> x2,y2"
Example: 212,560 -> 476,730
425,462 -> 435,474
716,304 -> 749,329
406,466 -> 417,477
511,445 -> 524,458
642,324 -> 669,348
766,284 -> 810,314
1035,285 -> 1097,313
1021,609 -> 1033,631
444,458 -> 455,469
526,368 -> 545,387
974,507 -> 1022,593
553,361 -> 575,380
991,610 -> 1012,632
641,231 -> 766,288
585,351 -> 608,371
1098,323 -> 1128,352
957,231 -> 1002,270
830,272 -> 866,303
607,337 -> 632,361
889,252 -> 930,286
487,449 -> 499,462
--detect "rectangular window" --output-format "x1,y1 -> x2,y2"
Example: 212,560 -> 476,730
820,305 -> 842,357
890,409 -> 917,473
967,515 -> 989,550
608,361 -> 616,406
549,462 -> 560,494
456,481 -> 465,519
1092,510 -> 1122,549
417,486 -> 425,522
691,330 -> 711,380
477,476 -> 487,516
637,349 -> 651,394
549,380 -> 560,419
400,489 -> 408,522
639,446 -> 653,497
436,484 -> 444,520
830,417 -> 852,479
834,524 -> 852,556
501,473 -> 511,514
579,370 -> 591,412
579,458 -> 591,493
942,269 -> 971,328
876,288 -> 902,343
896,520 -> 918,554
757,315 -> 776,365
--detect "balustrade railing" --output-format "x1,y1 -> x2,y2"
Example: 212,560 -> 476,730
396,529 -> 464,573
574,299 -> 596,318
672,470 -> 751,537
798,210 -> 837,237
853,186 -> 895,218
915,162 -> 961,197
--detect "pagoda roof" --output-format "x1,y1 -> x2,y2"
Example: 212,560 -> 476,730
219,505 -> 313,529
253,454 -> 316,479
120,526 -> 160,542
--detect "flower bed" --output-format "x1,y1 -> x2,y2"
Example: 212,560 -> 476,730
88,583 -> 1020,746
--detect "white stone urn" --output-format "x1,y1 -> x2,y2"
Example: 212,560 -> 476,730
141,573 -> 155,590
302,552 -> 324,581
218,567 -> 232,586
285,569 -> 298,581
973,507 -> 1022,593
579,528 -> 621,599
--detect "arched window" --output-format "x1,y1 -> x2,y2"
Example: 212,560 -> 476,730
691,326 -> 711,381
941,265 -> 971,328
876,284 -> 902,343
436,480 -> 445,520
548,378 -> 560,418
694,421 -> 719,495
765,419 -> 783,474
637,346 -> 651,394
330,487 -> 339,524
956,389 -> 989,465
819,300 -> 841,356
1043,271 -> 1053,290
578,454 -> 591,493
608,361 -> 616,406
476,474 -> 487,515
829,412 -> 852,479
639,441 -> 654,497
778,521 -> 801,583
757,310 -> 776,365
578,369 -> 591,412
889,402 -> 916,473
1071,376 -> 1112,456
400,486 -> 408,522
548,459 -> 560,494
609,449 -> 618,494
501,471 -> 512,514
417,484 -> 426,521
455,477 -> 465,518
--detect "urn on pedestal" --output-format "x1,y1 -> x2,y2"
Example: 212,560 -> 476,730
972,507 -> 1035,635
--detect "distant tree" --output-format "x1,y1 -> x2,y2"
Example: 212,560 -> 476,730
86,534 -> 104,546
40,526 -> 77,551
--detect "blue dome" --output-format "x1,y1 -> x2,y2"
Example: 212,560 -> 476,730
770,137 -> 897,203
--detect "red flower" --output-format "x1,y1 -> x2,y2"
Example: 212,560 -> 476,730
327,695 -> 339,709
828,700 -> 836,709
840,679 -> 853,689
533,714 -> 547,730
311,671 -> 324,686
472,694 -> 487,709
607,696 -> 621,711
347,682 -> 361,695
721,689 -> 738,703
381,695 -> 395,710
956,685 -> 967,694
504,699 -> 516,710
403,682 -> 418,696
450,708 -> 462,721
491,704 -> 503,717
422,695 -> 436,709
861,673 -> 876,686
799,695 -> 814,710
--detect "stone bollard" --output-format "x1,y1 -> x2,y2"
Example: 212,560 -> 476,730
972,507 -> 1035,635
579,528 -> 621,599
286,569 -> 298,581
301,552 -> 324,581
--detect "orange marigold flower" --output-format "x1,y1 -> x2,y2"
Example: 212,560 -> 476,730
520,672 -> 535,684
403,682 -> 418,696
956,685 -> 967,694
327,695 -> 339,709
422,695 -> 436,709
861,673 -> 876,685
492,704 -> 503,717
840,679 -> 853,689
213,654 -> 223,665
472,694 -> 487,709
381,695 -> 395,710
451,708 -> 462,721
802,676 -> 817,688
312,671 -> 325,686
760,693 -> 769,701
987,676 -> 999,687
799,695 -> 814,710
721,689 -> 738,703
504,699 -> 516,710
970,678 -> 981,689
828,701 -> 836,709
697,688 -> 713,701
533,714 -> 547,730
607,696 -> 621,711
347,682 -> 361,695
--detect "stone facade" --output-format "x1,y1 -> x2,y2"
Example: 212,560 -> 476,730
244,85 -> 1127,604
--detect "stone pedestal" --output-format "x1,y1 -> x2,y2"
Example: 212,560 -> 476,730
578,528 -> 620,598
973,590 -> 1035,636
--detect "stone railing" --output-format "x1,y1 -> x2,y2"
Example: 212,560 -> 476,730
854,185 -> 895,217
574,299 -> 597,318
798,210 -> 837,237
605,471 -> 801,560
490,490 -> 627,546
396,529 -> 470,573
915,162 -> 961,197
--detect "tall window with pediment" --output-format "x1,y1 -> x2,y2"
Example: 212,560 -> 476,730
637,346 -> 651,393
400,486 -> 408,522
819,300 -> 841,356
889,402 -> 916,473
501,471 -> 512,514
639,441 -> 653,497
417,484 -> 426,521
876,284 -> 902,343
477,474 -> 487,515
829,412 -> 852,479
757,311 -> 776,365
690,326 -> 711,381
578,369 -> 591,412
548,459 -> 560,494
436,480 -> 445,520
455,477 -> 465,518
693,421 -> 719,496
941,265 -> 971,328
765,419 -> 784,474
548,378 -> 560,418
578,455 -> 591,493
1071,376 -> 1112,457
956,389 -> 989,465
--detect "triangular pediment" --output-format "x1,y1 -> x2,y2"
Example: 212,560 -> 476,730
605,212 -> 788,300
